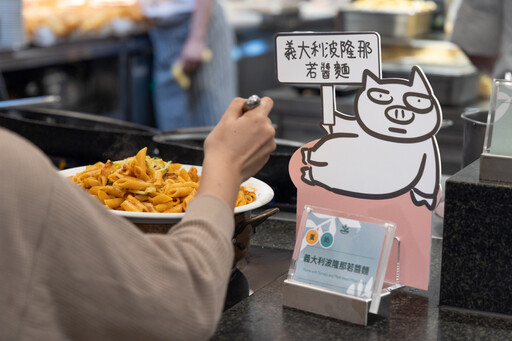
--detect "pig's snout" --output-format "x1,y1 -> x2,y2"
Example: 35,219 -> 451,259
385,106 -> 414,125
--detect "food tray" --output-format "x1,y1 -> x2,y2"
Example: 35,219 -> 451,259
338,6 -> 434,38
381,40 -> 480,106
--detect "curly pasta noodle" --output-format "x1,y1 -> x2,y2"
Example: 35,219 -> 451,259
68,147 -> 256,213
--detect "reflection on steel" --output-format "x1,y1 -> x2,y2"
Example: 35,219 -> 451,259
0,95 -> 60,109
242,94 -> 261,113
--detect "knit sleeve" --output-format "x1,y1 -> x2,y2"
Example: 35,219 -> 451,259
0,128 -> 234,340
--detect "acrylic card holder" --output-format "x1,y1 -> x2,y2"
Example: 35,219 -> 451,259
283,205 -> 396,325
480,76 -> 512,182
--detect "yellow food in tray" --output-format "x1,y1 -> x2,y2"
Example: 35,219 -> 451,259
349,0 -> 437,12
171,48 -> 213,90
68,147 -> 256,213
381,43 -> 471,66
23,0 -> 147,42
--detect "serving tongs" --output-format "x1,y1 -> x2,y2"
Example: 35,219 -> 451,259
0,95 -> 61,110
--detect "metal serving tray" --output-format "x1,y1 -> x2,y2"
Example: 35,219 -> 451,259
381,40 -> 479,106
338,7 -> 434,38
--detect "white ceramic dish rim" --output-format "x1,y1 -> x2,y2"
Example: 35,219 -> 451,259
59,165 -> 274,224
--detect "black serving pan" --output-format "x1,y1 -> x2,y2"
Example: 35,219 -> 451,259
153,129 -> 302,211
0,106 -> 160,168
461,108 -> 488,168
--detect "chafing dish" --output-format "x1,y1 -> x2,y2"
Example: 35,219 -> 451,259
381,40 -> 480,105
338,1 -> 436,38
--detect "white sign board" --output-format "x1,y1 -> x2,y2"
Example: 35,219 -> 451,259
275,32 -> 381,85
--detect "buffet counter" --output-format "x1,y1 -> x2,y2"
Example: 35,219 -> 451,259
0,34 -> 150,72
213,211 -> 512,340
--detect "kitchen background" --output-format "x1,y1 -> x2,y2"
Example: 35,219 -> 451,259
0,0 -> 487,176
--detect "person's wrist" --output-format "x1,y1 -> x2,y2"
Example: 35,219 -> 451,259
199,154 -> 243,208
202,153 -> 243,184
186,35 -> 205,47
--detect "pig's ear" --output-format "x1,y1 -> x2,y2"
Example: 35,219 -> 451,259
361,68 -> 380,89
409,65 -> 430,93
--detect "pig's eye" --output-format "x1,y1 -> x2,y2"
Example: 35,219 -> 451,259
368,88 -> 393,105
404,93 -> 433,113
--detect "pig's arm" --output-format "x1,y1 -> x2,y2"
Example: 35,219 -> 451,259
410,139 -> 441,211
321,110 -> 362,134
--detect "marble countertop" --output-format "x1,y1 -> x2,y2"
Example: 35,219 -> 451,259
212,214 -> 512,340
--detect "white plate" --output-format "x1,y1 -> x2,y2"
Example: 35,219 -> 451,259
59,165 -> 274,224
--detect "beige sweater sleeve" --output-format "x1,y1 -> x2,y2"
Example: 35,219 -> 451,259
0,128 -> 234,341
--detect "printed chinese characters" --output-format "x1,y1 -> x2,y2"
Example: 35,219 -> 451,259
303,253 -> 371,275
284,39 -> 374,80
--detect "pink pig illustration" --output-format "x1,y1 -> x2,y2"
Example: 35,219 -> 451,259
300,66 -> 441,210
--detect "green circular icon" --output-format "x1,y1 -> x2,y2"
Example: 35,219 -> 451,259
320,232 -> 334,248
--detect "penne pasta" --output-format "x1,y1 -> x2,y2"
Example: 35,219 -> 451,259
105,197 -> 124,209
67,147 -> 257,213
150,194 -> 173,205
236,191 -> 247,207
167,187 -> 195,198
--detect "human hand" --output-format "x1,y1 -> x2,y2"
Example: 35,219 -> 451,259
198,97 -> 276,207
204,97 -> 275,181
179,38 -> 208,75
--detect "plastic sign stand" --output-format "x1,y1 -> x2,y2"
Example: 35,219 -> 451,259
282,205 -> 396,325
282,279 -> 391,326
275,31 -> 442,291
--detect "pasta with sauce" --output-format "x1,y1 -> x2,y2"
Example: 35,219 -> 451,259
68,147 -> 256,213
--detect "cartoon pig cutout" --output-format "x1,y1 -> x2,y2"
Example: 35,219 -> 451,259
300,66 -> 441,210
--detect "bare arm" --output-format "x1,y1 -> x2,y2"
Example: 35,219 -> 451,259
180,0 -> 214,74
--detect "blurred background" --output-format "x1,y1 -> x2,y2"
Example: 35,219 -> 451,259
0,0 -> 491,178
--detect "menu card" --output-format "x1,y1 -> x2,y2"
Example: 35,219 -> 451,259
288,205 -> 395,313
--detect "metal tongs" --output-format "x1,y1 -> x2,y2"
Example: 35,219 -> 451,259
242,94 -> 261,113
0,95 -> 61,110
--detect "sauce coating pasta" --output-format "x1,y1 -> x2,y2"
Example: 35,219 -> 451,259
68,147 -> 256,213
